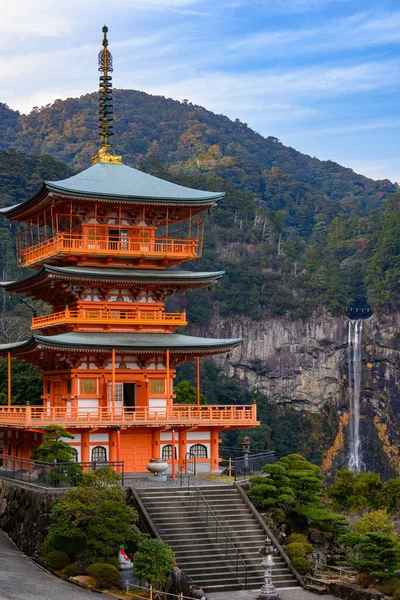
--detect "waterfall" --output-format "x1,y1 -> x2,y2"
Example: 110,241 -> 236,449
348,320 -> 364,473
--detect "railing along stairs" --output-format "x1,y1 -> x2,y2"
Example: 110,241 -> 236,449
186,476 -> 249,588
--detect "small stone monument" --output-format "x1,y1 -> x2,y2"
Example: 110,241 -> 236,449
118,547 -> 134,590
257,538 -> 279,600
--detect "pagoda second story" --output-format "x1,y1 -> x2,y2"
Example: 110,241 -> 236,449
1,162 -> 223,335
5,163 -> 220,271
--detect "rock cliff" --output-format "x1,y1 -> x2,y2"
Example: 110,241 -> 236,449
202,310 -> 400,476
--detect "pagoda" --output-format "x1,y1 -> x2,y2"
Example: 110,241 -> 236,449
0,27 -> 258,473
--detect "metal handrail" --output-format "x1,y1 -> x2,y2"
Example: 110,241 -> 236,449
234,481 -> 304,587
0,454 -> 125,488
188,479 -> 248,588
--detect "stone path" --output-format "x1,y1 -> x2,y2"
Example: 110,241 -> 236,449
0,531 -> 97,600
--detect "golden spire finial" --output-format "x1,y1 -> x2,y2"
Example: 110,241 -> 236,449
92,25 -> 122,165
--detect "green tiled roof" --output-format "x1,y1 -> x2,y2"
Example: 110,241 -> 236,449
0,333 -> 242,354
0,163 -> 223,216
0,265 -> 224,292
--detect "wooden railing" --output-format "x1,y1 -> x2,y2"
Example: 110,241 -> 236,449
0,404 -> 258,428
31,308 -> 187,330
18,233 -> 200,267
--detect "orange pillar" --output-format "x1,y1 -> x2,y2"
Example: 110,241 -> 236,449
116,429 -> 121,463
171,429 -> 176,479
210,430 -> 219,473
109,430 -> 117,462
111,349 -> 116,416
179,430 -> 187,472
81,431 -> 90,464
196,357 -> 200,406
166,349 -> 170,408
7,352 -> 11,407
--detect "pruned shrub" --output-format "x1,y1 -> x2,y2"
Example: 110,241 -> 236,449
62,564 -> 79,578
292,557 -> 313,575
86,563 -> 120,589
286,533 -> 308,545
286,542 -> 307,559
42,550 -> 69,570
393,590 -> 400,600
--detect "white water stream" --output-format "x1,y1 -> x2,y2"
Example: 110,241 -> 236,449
348,320 -> 364,473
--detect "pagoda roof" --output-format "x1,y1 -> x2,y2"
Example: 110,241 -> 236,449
0,265 -> 224,293
0,332 -> 242,355
0,162 -> 223,218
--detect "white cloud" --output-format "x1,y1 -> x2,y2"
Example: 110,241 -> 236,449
232,10 -> 400,57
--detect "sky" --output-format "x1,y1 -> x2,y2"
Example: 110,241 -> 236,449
1,0 -> 399,183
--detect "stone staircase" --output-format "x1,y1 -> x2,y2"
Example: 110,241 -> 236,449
135,484 -> 300,593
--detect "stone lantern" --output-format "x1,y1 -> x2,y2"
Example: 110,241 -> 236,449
257,537 -> 279,600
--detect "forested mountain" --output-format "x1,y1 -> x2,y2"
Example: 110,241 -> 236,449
0,92 -> 398,324
0,94 -> 399,463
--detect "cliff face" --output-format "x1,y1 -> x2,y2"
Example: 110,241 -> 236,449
202,311 -> 400,476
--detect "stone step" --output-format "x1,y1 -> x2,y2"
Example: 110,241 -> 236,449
134,484 -> 301,593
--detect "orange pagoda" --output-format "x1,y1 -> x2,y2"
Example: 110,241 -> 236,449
0,27 -> 258,473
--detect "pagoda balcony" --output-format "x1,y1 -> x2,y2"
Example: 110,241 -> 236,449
0,404 -> 258,429
18,233 -> 200,268
31,307 -> 187,331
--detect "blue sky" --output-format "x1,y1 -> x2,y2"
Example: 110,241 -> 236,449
1,0 -> 400,182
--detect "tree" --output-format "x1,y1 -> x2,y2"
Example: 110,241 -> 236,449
338,531 -> 400,580
133,538 -> 176,591
0,358 -> 42,405
248,454 -> 323,509
42,467 -> 143,562
30,425 -> 78,463
328,470 -> 383,512
173,380 -> 206,405
355,509 -> 396,538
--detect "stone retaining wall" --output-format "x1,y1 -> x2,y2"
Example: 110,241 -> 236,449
327,582 -> 384,600
0,479 -> 63,556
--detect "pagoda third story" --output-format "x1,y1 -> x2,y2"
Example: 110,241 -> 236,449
0,26 -> 258,474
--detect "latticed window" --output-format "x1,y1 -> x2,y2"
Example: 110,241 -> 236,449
190,444 -> 208,458
162,445 -> 172,460
92,446 -> 107,462
162,445 -> 177,460
108,383 -> 124,402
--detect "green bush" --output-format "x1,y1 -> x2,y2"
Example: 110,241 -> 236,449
286,533 -> 308,545
292,557 -> 313,575
393,590 -> 400,600
42,551 -> 69,570
62,564 -> 79,578
87,555 -> 119,568
286,542 -> 307,559
133,538 -> 175,590
86,563 -> 120,589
